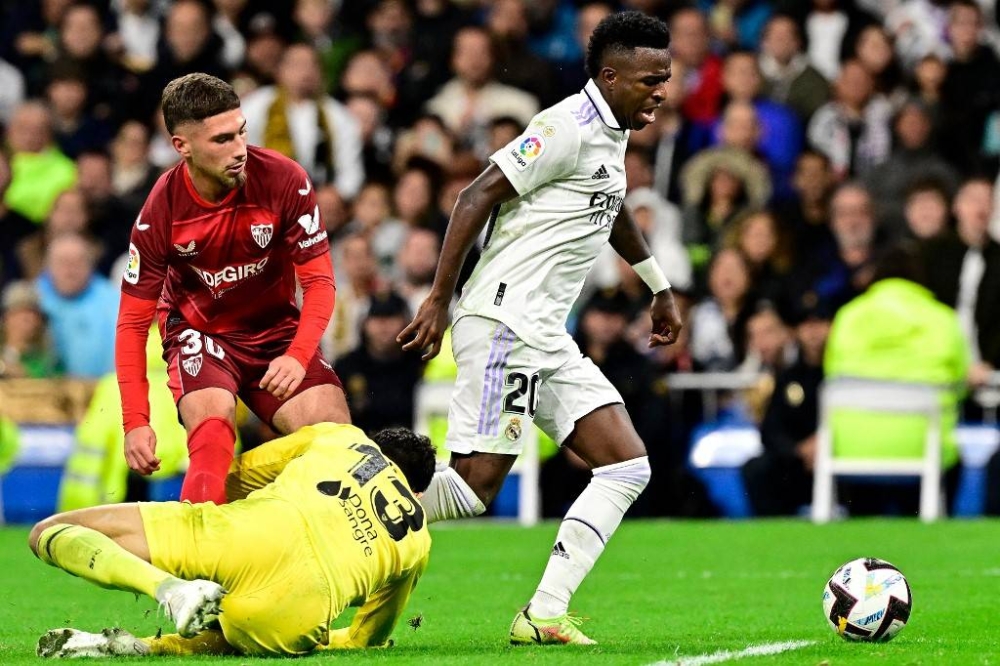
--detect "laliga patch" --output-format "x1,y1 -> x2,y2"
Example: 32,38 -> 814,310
508,135 -> 545,171
124,243 -> 140,284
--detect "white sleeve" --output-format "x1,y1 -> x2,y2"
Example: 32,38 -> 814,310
490,112 -> 581,196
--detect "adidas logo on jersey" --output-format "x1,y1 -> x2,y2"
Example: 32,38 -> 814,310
591,165 -> 610,180
551,541 -> 570,559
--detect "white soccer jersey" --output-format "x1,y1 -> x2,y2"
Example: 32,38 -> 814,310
453,79 -> 629,352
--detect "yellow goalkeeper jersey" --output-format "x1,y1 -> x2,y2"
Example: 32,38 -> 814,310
224,422 -> 431,649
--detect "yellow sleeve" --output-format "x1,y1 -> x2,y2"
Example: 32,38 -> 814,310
143,629 -> 237,656
225,428 -> 315,501
317,561 -> 427,650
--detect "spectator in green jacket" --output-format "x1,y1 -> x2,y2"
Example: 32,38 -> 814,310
0,280 -> 62,378
3,101 -> 76,224
824,243 -> 969,515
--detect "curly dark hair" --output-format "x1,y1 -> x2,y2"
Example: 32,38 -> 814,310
371,428 -> 437,493
586,10 -> 671,79
161,73 -> 241,134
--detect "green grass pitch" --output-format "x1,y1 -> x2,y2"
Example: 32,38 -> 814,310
1,519 -> 998,665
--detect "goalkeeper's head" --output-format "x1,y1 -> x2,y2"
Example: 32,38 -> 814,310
371,428 -> 437,493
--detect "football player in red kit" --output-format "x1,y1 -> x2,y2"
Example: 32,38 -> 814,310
115,73 -> 350,504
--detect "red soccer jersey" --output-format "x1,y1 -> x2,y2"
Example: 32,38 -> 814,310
121,146 -> 330,343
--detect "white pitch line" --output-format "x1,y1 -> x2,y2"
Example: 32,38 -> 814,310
649,640 -> 816,666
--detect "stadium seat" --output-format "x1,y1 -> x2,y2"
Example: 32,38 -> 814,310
812,378 -> 947,523
0,425 -> 76,523
1,466 -> 63,524
149,476 -> 185,502
688,425 -> 762,518
953,425 -> 1000,517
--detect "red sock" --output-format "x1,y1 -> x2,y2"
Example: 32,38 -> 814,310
180,417 -> 236,504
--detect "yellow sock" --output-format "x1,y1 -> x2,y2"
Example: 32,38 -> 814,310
144,629 -> 236,656
36,524 -> 174,599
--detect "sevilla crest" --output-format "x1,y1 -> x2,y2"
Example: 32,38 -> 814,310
251,223 -> 274,248
182,353 -> 204,377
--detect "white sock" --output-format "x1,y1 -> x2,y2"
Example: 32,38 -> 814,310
528,456 -> 651,619
421,465 -> 486,523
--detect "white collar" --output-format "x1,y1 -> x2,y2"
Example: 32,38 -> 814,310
583,79 -> 622,131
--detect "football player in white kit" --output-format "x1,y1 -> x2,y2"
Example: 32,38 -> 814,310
398,11 -> 680,645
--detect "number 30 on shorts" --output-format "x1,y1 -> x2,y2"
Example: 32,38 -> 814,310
503,371 -> 540,417
178,328 -> 225,360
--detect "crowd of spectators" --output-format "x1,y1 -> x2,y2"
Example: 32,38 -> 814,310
2,0 -> 1000,516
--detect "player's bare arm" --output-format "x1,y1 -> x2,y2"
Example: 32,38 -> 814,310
398,163 -> 518,360
608,206 -> 682,348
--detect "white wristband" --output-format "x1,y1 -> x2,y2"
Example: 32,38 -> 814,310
631,257 -> 670,294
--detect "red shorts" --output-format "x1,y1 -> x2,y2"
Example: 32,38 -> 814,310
160,317 -> 343,427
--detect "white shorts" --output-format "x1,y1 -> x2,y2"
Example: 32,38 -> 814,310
445,315 -> 623,455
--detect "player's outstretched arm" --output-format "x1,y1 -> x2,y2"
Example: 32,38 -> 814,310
317,562 -> 426,651
116,293 -> 160,474
225,427 -> 315,501
398,163 -> 518,360
143,629 -> 237,656
609,207 -> 682,348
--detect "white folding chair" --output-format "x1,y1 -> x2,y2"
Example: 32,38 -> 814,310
812,377 -> 946,523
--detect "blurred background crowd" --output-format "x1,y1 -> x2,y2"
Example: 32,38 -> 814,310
2,0 -> 1000,519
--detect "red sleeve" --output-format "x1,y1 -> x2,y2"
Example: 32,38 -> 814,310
278,157 -> 331,263
115,293 -> 158,433
286,252 -> 336,367
122,173 -> 171,299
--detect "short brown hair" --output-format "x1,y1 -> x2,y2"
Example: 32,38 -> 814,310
161,73 -> 240,134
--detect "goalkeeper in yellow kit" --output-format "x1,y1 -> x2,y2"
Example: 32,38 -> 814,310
28,423 -> 435,658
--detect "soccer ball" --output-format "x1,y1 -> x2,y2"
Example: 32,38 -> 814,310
822,557 -> 912,642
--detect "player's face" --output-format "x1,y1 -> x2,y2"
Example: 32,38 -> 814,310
603,47 -> 671,131
172,108 -> 248,191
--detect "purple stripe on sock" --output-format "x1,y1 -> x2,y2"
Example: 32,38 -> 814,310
476,324 -> 508,434
486,326 -> 516,435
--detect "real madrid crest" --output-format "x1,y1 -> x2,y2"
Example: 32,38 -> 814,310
505,416 -> 523,441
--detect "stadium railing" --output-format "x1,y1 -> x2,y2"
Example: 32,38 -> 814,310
973,371 -> 1000,425
2,373 -> 999,523
661,371 -> 767,421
